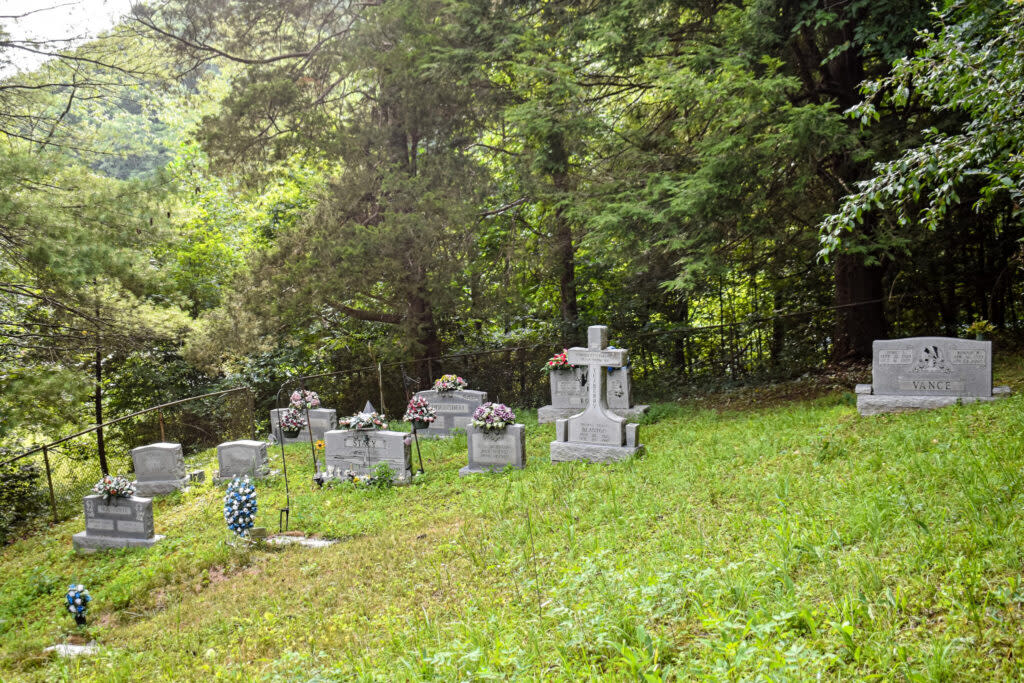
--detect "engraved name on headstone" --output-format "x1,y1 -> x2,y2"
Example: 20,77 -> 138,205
73,494 -> 163,553
411,388 -> 488,438
324,429 -> 412,482
460,424 -> 526,476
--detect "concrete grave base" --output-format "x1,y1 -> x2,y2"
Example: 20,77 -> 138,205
45,641 -> 99,657
857,385 -> 1011,416
549,441 -> 644,463
538,404 -> 650,424
135,477 -> 188,496
72,532 -> 164,553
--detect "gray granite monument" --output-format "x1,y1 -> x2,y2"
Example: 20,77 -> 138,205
856,336 -> 1011,416
270,408 -> 337,444
411,388 -> 488,438
72,494 -> 163,553
550,326 -> 643,463
324,429 -> 412,482
215,440 -> 270,482
131,442 -> 187,496
460,424 -> 526,476
539,363 -> 649,423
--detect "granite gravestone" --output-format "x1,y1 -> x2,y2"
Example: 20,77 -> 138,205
72,495 -> 163,553
550,326 -> 643,463
324,429 -> 412,482
539,362 -> 649,423
131,442 -> 187,496
215,440 -> 270,482
411,388 -> 488,438
855,336 -> 1011,416
270,408 -> 337,444
605,366 -> 650,418
460,424 -> 526,476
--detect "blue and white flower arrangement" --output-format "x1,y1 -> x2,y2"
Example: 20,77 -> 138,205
65,584 -> 91,625
223,477 -> 258,536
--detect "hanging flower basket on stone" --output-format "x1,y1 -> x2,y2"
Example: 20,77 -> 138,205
279,407 -> 307,438
403,396 -> 437,430
433,374 -> 467,392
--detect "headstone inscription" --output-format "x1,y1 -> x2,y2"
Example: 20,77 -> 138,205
215,440 -> 270,482
411,389 -> 488,438
323,429 -> 412,482
460,424 -> 526,476
538,356 -> 649,424
550,326 -> 643,463
270,408 -> 338,444
855,336 -> 1011,416
72,495 -> 163,553
131,442 -> 187,496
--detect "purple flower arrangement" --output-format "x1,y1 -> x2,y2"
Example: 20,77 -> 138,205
280,408 -> 308,432
470,402 -> 516,431
433,374 -> 467,392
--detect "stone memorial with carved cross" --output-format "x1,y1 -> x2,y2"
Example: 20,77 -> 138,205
550,326 -> 643,463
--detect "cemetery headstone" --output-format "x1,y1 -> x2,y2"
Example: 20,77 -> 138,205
855,336 -> 1012,416
539,363 -> 649,423
412,388 -> 488,438
550,325 -> 643,463
72,495 -> 163,553
324,429 -> 412,482
131,442 -> 187,496
270,408 -> 337,444
215,440 -> 270,482
460,424 -> 526,476
605,365 -> 650,418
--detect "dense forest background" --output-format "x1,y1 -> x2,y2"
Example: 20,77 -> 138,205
1,0 -> 1023,461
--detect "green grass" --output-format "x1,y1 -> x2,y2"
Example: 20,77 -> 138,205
2,359 -> 1023,681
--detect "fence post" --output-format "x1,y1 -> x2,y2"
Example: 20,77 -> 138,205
41,445 -> 58,524
158,408 -> 165,442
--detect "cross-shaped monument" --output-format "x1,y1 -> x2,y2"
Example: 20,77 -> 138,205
550,325 -> 643,463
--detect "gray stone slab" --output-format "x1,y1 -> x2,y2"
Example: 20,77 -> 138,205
412,389 -> 488,438
549,367 -> 588,410
539,404 -> 650,423
44,642 -> 99,657
131,442 -> 187,496
871,337 -> 993,397
74,494 -> 160,553
270,408 -> 337,444
461,424 -> 526,476
72,532 -> 164,553
324,429 -> 412,482
215,440 -> 269,482
549,325 -> 643,464
857,391 -> 1011,416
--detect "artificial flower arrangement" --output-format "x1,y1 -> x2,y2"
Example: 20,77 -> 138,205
289,389 -> 321,410
92,474 -> 134,503
338,410 -> 389,430
223,477 -> 258,537
966,319 -> 996,339
319,465 -> 395,489
279,408 -> 308,435
433,374 -> 467,392
544,349 -> 575,373
402,396 -> 437,425
64,584 -> 91,626
470,402 -> 516,431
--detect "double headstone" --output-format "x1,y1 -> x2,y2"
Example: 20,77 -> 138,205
539,362 -> 649,423
131,442 -> 187,496
72,495 -> 163,553
411,388 -> 488,438
550,326 -> 643,463
460,424 -> 526,476
270,408 -> 337,444
215,440 -> 270,482
324,429 -> 412,482
855,336 -> 1012,416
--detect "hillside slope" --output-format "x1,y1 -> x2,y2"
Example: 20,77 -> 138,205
2,359 -> 1023,681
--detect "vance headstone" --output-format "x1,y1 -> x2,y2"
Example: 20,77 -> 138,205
72,495 -> 163,553
460,424 -> 526,476
215,440 -> 270,482
131,442 -> 187,496
550,326 -> 643,463
411,388 -> 488,438
270,408 -> 337,445
324,429 -> 412,482
855,336 -> 1011,416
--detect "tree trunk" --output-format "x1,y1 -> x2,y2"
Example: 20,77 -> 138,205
410,288 -> 442,383
832,253 -> 886,361
548,131 -> 578,346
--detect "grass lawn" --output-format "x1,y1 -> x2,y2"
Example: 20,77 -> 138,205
2,358 -> 1023,681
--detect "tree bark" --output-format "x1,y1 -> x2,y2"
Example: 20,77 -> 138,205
832,253 -> 886,361
548,131 -> 578,346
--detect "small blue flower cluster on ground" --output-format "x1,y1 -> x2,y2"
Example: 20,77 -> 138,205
65,584 -> 91,621
223,477 -> 257,536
